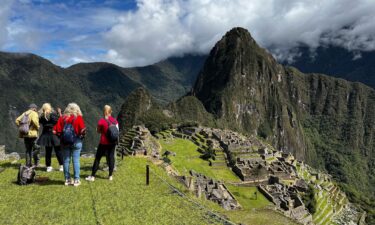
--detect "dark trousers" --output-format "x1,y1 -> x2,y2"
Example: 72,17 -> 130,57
24,137 -> 39,167
45,146 -> 64,167
91,144 -> 116,177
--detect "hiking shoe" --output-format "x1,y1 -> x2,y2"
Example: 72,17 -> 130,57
46,166 -> 53,172
73,180 -> 81,187
109,176 -> 113,181
59,165 -> 63,172
64,179 -> 71,186
85,176 -> 95,182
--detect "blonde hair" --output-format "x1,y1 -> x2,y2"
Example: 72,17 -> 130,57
64,103 -> 82,117
39,103 -> 53,120
103,105 -> 112,119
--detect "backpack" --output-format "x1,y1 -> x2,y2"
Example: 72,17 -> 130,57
62,118 -> 77,145
18,113 -> 30,135
106,119 -> 119,143
17,165 -> 36,185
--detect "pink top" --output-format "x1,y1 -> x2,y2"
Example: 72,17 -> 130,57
97,116 -> 118,145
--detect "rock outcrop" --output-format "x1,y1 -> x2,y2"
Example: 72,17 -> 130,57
0,145 -> 20,161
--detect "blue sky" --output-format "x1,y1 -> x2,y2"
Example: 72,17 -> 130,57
2,0 -> 138,66
1,0 -> 375,67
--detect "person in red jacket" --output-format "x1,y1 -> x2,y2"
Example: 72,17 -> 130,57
54,103 -> 86,187
86,105 -> 118,182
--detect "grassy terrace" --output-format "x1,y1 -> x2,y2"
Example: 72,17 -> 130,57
159,138 -> 239,182
0,157 -> 219,225
159,137 -> 299,225
296,163 -> 347,225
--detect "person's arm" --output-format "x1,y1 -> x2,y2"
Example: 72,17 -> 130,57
53,117 -> 63,136
78,116 -> 87,138
50,112 -> 59,125
15,113 -> 24,126
31,112 -> 40,130
97,119 -> 104,134
57,108 -> 62,117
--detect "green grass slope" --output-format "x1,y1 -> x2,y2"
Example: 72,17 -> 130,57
0,158 -> 220,225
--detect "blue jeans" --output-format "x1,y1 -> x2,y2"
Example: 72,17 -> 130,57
63,140 -> 82,180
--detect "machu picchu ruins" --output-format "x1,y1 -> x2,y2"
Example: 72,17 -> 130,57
180,170 -> 241,211
119,125 -> 361,225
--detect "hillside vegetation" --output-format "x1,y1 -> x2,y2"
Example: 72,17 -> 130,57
0,52 -> 204,152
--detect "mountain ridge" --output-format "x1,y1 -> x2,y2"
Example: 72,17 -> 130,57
0,52 -> 205,152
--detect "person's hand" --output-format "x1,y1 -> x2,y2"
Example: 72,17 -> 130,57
57,108 -> 62,116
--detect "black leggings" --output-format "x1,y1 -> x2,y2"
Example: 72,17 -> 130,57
91,144 -> 116,177
45,146 -> 63,167
24,137 -> 39,167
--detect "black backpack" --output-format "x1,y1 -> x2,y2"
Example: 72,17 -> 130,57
106,119 -> 119,143
62,118 -> 77,145
17,165 -> 36,185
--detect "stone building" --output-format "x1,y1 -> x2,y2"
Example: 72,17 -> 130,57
180,170 -> 241,211
259,181 -> 313,225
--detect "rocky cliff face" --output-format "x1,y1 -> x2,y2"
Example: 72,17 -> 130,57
193,28 -> 308,159
191,28 -> 375,215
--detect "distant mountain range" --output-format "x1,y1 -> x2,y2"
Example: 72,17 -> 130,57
286,45 -> 375,90
0,52 -> 205,152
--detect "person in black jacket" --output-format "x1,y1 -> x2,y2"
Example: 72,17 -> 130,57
37,103 -> 63,172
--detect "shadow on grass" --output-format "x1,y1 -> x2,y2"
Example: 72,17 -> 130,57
10,177 -> 65,186
0,162 -> 21,169
80,165 -> 93,171
35,177 -> 65,186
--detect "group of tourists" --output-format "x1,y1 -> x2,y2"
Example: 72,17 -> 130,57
15,103 -> 119,186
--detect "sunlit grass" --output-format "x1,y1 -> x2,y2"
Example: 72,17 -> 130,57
0,158 -> 218,225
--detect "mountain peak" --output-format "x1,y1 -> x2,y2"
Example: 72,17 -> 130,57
224,27 -> 257,43
192,27 -> 278,116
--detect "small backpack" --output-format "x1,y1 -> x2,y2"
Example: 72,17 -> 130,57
106,119 -> 119,143
17,165 -> 36,185
18,113 -> 30,135
62,118 -> 77,145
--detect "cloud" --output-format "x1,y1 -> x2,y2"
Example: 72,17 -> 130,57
2,0 -> 123,66
1,0 -> 375,67
0,0 -> 13,48
104,0 -> 375,66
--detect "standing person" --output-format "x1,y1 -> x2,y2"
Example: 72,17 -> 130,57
54,103 -> 86,187
37,103 -> 64,172
86,105 -> 118,182
16,103 -> 40,167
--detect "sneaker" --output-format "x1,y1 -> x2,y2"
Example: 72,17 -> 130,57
85,176 -> 95,182
46,166 -> 53,172
109,176 -> 113,181
59,165 -> 63,172
64,179 -> 71,186
73,180 -> 81,187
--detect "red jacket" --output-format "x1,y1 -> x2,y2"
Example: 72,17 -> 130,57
54,115 -> 86,137
97,116 -> 118,145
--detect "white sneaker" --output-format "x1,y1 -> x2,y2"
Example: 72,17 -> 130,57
73,180 -> 81,187
46,166 -> 53,172
59,165 -> 63,172
85,176 -> 95,182
64,179 -> 71,186
109,176 -> 113,181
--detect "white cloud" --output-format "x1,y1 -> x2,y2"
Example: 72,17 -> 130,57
1,0 -> 375,67
0,0 -> 13,48
104,0 -> 375,67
